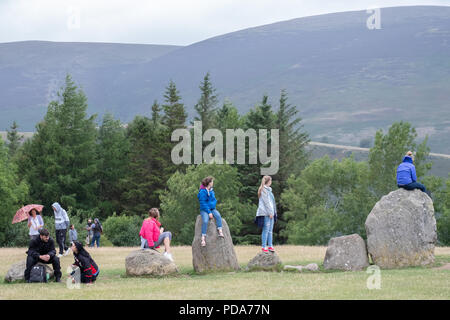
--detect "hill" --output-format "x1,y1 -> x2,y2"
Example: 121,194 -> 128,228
0,6 -> 449,153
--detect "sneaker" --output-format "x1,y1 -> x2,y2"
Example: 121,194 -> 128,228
56,254 -> 63,258
262,248 -> 269,253
164,252 -> 174,262
63,248 -> 72,256
201,236 -> 206,247
268,247 -> 275,252
218,229 -> 224,238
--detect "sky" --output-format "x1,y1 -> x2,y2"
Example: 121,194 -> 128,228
0,0 -> 449,45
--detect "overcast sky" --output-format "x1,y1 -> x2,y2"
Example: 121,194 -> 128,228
0,0 -> 448,45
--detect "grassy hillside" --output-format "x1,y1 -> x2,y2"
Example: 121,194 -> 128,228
1,6 -> 449,153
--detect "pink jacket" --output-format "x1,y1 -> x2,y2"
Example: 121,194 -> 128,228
139,218 -> 161,247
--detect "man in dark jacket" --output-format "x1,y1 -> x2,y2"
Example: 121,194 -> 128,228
24,228 -> 62,282
396,151 -> 430,196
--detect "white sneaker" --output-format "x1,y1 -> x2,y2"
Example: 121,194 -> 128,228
164,252 -> 174,262
63,248 -> 72,256
56,254 -> 63,258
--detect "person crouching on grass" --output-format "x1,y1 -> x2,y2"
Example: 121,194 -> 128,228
69,241 -> 99,284
139,208 -> 174,261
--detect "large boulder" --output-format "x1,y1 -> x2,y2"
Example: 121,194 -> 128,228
323,234 -> 369,271
192,216 -> 240,273
4,260 -> 54,283
125,249 -> 179,276
247,252 -> 282,271
365,188 -> 437,268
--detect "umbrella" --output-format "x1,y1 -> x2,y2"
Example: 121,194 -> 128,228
12,204 -> 44,224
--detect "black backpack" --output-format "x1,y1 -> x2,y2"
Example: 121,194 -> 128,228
29,264 -> 47,283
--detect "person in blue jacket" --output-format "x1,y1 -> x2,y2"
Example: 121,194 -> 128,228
396,151 -> 430,196
197,176 -> 224,246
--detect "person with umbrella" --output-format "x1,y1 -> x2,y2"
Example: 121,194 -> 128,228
27,208 -> 44,240
12,204 -> 44,240
52,202 -> 71,257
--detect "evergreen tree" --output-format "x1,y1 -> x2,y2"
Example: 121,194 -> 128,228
18,74 -> 98,212
194,72 -> 218,132
161,80 -> 187,132
151,100 -> 161,126
6,121 -> 24,158
215,100 -> 244,131
96,113 -> 130,218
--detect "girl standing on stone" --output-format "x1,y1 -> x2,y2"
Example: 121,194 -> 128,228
256,175 -> 277,253
198,176 -> 224,247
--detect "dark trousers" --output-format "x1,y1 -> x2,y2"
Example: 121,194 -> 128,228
56,229 -> 68,254
24,254 -> 62,281
399,182 -> 431,197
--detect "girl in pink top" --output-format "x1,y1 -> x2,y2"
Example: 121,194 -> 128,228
139,208 -> 173,261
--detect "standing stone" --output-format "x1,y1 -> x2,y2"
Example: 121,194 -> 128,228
125,249 -> 179,276
4,260 -> 54,283
323,234 -> 369,271
365,188 -> 436,268
192,216 -> 240,273
247,252 -> 282,271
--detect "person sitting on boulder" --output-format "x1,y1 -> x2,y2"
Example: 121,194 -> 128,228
197,176 -> 224,247
396,151 -> 431,196
24,228 -> 62,283
70,241 -> 99,284
139,208 -> 174,261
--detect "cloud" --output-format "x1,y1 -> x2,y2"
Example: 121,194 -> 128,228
0,0 -> 448,45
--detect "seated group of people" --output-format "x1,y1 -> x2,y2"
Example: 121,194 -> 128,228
25,229 -> 99,284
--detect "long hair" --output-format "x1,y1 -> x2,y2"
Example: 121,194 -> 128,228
72,240 -> 91,259
258,176 -> 272,198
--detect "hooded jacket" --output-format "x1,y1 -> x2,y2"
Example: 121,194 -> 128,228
52,202 -> 70,230
396,156 -> 417,186
72,241 -> 99,280
197,185 -> 217,213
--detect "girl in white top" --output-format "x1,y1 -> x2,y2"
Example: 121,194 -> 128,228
27,209 -> 44,240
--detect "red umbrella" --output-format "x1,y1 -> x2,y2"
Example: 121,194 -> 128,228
12,204 -> 44,224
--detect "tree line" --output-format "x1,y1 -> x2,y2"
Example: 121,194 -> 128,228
1,73 -> 449,247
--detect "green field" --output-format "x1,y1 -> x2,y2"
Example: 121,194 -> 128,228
1,245 -> 449,300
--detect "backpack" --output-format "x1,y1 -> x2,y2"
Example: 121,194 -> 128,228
29,264 -> 47,283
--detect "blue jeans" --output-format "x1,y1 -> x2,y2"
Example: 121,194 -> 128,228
399,182 -> 431,196
200,209 -> 223,236
261,215 -> 274,248
90,234 -> 100,247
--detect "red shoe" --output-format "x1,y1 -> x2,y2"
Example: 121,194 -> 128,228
268,247 -> 275,252
262,248 -> 269,253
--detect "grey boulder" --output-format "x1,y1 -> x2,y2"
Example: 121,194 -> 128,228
5,260 -> 54,283
192,216 -> 240,273
365,188 -> 436,268
125,249 -> 179,276
247,251 -> 282,271
323,234 -> 369,271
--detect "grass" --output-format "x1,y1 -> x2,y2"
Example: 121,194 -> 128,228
0,245 -> 449,300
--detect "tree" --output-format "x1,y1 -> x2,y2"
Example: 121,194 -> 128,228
194,72 -> 218,132
151,100 -> 161,126
161,80 -> 187,132
0,140 -> 29,246
368,121 -> 431,197
215,100 -> 244,131
96,113 -> 130,218
18,74 -> 98,212
281,156 -> 376,245
160,163 -> 256,245
6,121 -> 24,158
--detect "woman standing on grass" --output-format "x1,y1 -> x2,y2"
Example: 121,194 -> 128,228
139,208 -> 174,261
255,175 -> 277,253
197,176 -> 224,247
27,209 -> 44,240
